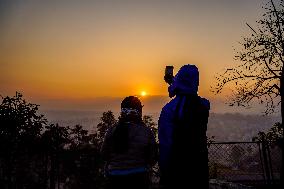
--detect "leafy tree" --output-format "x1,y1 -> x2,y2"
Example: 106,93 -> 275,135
0,92 -> 47,150
69,124 -> 89,149
143,115 -> 158,141
66,124 -> 105,189
41,123 -> 70,152
0,92 -> 47,188
253,122 -> 283,146
41,123 -> 70,189
212,0 -> 284,185
96,111 -> 117,145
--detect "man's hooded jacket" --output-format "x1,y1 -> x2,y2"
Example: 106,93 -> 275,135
158,64 -> 210,174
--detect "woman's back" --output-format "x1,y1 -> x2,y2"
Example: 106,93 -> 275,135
102,122 -> 156,170
101,96 -> 157,189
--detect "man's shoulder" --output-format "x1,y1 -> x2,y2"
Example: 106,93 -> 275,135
161,97 -> 179,112
199,97 -> 210,110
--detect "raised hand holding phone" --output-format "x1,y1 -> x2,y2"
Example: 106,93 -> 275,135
164,66 -> 174,85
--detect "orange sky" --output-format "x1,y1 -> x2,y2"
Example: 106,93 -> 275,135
0,0 -> 265,103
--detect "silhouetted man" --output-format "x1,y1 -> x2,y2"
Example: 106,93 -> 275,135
158,64 -> 210,188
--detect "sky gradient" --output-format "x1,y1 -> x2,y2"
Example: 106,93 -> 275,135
0,0 -> 271,112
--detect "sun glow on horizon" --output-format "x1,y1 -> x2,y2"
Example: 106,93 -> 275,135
141,91 -> 147,97
0,0 -> 262,101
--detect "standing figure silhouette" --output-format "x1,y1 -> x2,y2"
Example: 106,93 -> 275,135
101,96 -> 157,189
158,64 -> 210,189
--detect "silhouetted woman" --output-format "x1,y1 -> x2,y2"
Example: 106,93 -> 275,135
101,96 -> 157,189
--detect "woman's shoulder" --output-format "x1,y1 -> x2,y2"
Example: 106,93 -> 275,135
130,122 -> 152,134
104,126 -> 116,138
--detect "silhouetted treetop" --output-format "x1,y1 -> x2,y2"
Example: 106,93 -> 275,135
0,92 -> 47,150
212,0 -> 284,114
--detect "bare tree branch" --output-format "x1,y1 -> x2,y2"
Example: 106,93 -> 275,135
246,23 -> 258,34
212,0 -> 284,114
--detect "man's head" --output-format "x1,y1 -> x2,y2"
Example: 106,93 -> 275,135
168,64 -> 199,98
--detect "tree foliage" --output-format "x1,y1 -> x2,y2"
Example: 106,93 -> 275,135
0,92 -> 47,151
143,115 -> 158,141
96,111 -> 117,145
69,124 -> 89,149
0,92 -> 160,188
212,0 -> 284,114
41,123 -> 70,152
253,122 -> 283,146
0,92 -> 48,188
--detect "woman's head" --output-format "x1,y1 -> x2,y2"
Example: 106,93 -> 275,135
113,96 -> 143,153
120,96 -> 143,123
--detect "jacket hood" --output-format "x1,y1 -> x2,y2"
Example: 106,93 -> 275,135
168,64 -> 199,98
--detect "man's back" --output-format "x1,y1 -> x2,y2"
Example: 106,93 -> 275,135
158,64 -> 210,189
172,95 -> 209,184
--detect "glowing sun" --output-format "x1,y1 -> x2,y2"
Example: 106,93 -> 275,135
141,91 -> 147,96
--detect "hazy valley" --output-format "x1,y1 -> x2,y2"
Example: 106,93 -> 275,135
42,110 -> 280,142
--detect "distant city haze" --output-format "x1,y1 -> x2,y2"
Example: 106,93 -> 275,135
42,108 -> 281,142
0,0 -> 270,113
36,95 -> 279,115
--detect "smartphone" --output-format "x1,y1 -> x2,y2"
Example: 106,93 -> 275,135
164,66 -> 174,84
